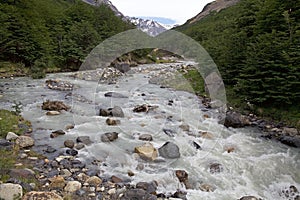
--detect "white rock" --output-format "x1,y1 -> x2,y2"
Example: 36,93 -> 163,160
0,183 -> 23,200
46,111 -> 60,116
108,188 -> 116,195
16,136 -> 34,148
6,132 -> 19,140
64,181 -> 82,193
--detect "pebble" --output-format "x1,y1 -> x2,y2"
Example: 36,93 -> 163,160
64,181 -> 82,193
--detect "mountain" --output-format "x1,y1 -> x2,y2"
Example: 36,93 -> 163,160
128,17 -> 167,37
81,0 -> 127,20
185,0 -> 240,24
81,0 -> 167,36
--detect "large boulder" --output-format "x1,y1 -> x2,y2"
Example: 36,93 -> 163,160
0,183 -> 23,200
42,100 -> 70,111
158,142 -> 180,159
224,111 -> 250,128
16,136 -> 34,148
99,106 -> 125,118
134,143 -> 158,161
23,191 -> 63,200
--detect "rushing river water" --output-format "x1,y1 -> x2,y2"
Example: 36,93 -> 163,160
0,63 -> 299,200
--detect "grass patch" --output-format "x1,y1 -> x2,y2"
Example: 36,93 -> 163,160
0,109 -> 31,138
0,62 -> 29,78
182,69 -> 206,96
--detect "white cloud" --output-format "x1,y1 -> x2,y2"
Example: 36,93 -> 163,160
109,0 -> 214,24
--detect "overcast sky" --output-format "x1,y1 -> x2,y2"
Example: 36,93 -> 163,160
109,0 -> 215,24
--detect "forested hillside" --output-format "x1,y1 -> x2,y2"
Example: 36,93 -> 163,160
176,0 -> 300,125
0,0 -> 134,72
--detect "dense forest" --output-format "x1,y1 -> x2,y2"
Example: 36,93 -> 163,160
176,0 -> 300,125
0,0 -> 134,73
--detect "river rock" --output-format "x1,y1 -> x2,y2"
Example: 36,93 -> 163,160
49,176 -> 66,189
45,79 -> 73,91
158,142 -> 180,159
42,100 -> 70,111
283,127 -> 299,136
10,168 -> 35,179
23,191 -> 63,200
104,92 -> 128,98
224,111 -> 250,128
45,146 -> 56,153
86,176 -> 102,186
134,143 -> 158,161
136,181 -> 158,194
0,183 -> 23,200
175,170 -> 191,189
66,149 -> 78,156
6,132 -> 19,140
64,140 -> 75,148
76,136 -> 92,145
209,163 -> 223,174
46,111 -> 60,116
138,134 -> 153,141
278,136 -> 300,148
50,130 -> 65,138
191,141 -> 202,150
179,123 -> 190,132
64,181 -> 82,193
121,188 -> 157,200
114,62 -> 131,73
109,106 -> 125,117
101,132 -> 119,142
0,139 -> 13,150
111,175 -> 123,183
74,143 -> 85,150
199,184 -> 215,192
106,118 -> 121,126
239,196 -> 261,200
16,136 -> 34,148
163,129 -> 176,137
133,104 -> 158,113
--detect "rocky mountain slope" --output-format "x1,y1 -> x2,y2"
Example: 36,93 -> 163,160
81,0 -> 167,36
185,0 -> 240,24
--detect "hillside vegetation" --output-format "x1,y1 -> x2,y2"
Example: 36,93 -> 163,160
0,0 -> 134,73
176,0 -> 300,126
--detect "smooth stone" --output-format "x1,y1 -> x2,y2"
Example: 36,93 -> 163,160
74,143 -> 85,150
199,184 -> 215,192
138,134 -> 153,141
239,196 -> 261,200
109,106 -> 125,118
106,118 -> 121,126
49,176 -> 66,189
60,169 -> 72,178
45,146 -> 57,153
209,163 -> 223,174
163,129 -> 176,137
6,132 -> 19,140
66,149 -> 78,156
64,140 -> 75,148
52,130 -> 65,135
101,132 -> 119,142
86,176 -> 102,186
23,191 -> 63,200
158,142 -> 180,159
64,181 -> 82,193
46,111 -> 60,116
111,175 -> 123,183
42,100 -> 70,111
0,183 -> 23,200
179,124 -> 190,131
10,168 -> 35,179
122,189 -> 157,200
191,141 -> 202,150
136,181 -> 158,194
16,136 -> 34,148
76,136 -> 92,145
134,143 -> 158,160
104,92 -> 128,98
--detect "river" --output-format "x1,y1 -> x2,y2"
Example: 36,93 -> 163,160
0,63 -> 299,200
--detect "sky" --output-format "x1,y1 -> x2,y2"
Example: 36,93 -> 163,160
109,0 -> 215,25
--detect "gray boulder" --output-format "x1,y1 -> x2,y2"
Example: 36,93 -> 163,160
158,142 -> 180,159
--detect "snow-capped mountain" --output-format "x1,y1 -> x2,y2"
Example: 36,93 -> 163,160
128,17 -> 167,37
81,0 -> 167,36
